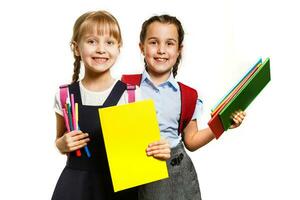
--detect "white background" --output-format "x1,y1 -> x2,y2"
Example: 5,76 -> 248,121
0,0 -> 299,199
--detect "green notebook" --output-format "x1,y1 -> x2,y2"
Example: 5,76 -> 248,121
219,58 -> 271,130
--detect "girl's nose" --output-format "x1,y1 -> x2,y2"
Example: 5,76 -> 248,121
96,43 -> 106,54
157,44 -> 166,54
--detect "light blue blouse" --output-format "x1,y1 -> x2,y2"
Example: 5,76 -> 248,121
140,71 -> 203,148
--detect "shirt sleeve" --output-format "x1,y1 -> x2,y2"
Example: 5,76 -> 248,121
53,89 -> 63,116
191,99 -> 203,120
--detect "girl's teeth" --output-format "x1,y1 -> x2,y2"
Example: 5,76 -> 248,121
94,58 -> 107,63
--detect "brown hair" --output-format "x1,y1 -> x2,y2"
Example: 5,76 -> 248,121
140,15 -> 184,77
70,10 -> 122,83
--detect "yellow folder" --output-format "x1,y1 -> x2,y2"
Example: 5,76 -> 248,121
98,100 -> 169,192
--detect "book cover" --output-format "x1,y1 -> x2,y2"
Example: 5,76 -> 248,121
219,58 -> 271,130
208,58 -> 271,138
99,100 -> 169,192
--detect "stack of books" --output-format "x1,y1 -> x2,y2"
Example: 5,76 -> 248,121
208,58 -> 271,139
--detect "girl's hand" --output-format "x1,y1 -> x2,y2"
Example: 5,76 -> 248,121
146,139 -> 171,160
230,110 -> 246,129
56,130 -> 90,154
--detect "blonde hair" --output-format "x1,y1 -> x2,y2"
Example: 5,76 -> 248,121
70,10 -> 122,83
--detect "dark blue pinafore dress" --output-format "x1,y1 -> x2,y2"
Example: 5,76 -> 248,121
52,81 -> 138,200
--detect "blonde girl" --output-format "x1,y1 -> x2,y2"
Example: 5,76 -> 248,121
52,11 -> 170,200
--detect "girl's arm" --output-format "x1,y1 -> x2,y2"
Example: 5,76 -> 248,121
55,113 -> 90,154
183,111 -> 246,152
183,120 -> 215,152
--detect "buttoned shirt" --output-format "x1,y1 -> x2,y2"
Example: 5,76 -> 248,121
140,71 -> 203,148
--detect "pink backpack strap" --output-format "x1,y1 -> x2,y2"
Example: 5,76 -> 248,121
121,74 -> 142,103
59,84 -> 69,109
126,84 -> 136,103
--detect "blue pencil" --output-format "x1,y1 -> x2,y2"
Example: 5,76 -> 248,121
84,145 -> 91,158
78,125 -> 91,158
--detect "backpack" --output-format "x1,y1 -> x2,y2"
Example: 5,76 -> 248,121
121,74 -> 198,135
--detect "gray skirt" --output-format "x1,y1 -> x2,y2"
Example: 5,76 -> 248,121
138,142 -> 202,200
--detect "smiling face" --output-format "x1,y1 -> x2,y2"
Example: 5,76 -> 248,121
70,11 -> 122,80
140,22 -> 181,77
74,29 -> 120,75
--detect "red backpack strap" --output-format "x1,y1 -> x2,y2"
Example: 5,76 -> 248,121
121,74 -> 142,86
178,82 -> 198,135
59,84 -> 69,109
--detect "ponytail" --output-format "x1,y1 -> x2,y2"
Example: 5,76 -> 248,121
172,55 -> 181,78
72,57 -> 81,83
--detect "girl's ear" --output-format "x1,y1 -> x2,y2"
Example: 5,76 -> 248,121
178,44 -> 183,55
176,44 -> 183,58
72,41 -> 80,57
139,42 -> 145,55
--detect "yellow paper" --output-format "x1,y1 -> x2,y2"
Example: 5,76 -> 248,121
98,100 -> 169,192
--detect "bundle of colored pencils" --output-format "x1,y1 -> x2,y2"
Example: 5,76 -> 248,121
62,93 -> 91,158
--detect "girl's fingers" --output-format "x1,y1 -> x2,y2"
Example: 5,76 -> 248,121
231,111 -> 245,122
72,133 -> 89,141
147,139 -> 170,156
68,138 -> 90,148
146,145 -> 171,159
230,110 -> 246,128
152,153 -> 171,160
65,132 -> 88,142
66,138 -> 90,151
64,133 -> 90,152
69,142 -> 89,152
147,143 -> 170,152
234,116 -> 242,123
242,111 -> 246,117
148,139 -> 170,148
148,140 -> 165,147
231,119 -> 240,128
147,148 -> 170,155
67,130 -> 83,136
61,131 -> 90,153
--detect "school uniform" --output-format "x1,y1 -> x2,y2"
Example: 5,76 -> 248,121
52,80 -> 139,200
138,71 -> 202,200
